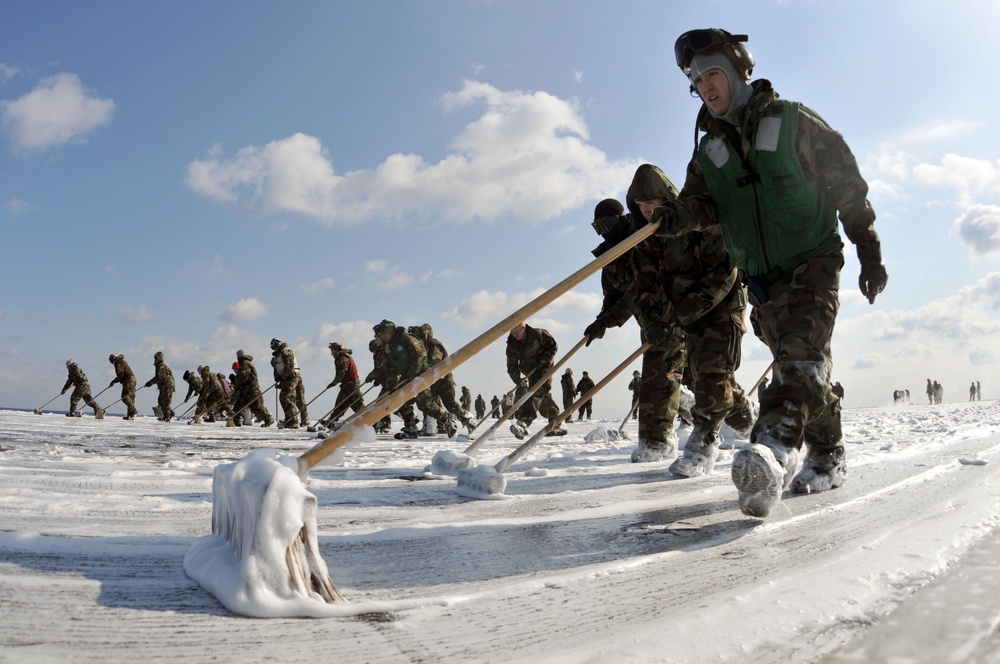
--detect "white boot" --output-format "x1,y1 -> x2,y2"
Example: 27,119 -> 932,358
790,443 -> 846,494
731,438 -> 800,518
510,420 -> 529,440
668,426 -> 718,478
630,432 -> 679,463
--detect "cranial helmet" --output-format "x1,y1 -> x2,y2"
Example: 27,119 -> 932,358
329,342 -> 343,352
270,338 -> 282,349
109,354 -> 116,363
67,359 -> 75,368
374,319 -> 396,334
154,351 -> 164,363
237,349 -> 245,360
674,28 -> 754,78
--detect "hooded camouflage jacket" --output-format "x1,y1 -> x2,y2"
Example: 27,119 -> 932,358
233,355 -> 261,394
506,325 -> 557,385
626,164 -> 739,332
110,355 -> 135,385
381,328 -> 427,383
62,364 -> 91,394
670,80 -> 879,271
271,344 -> 298,384
183,373 -> 202,402
146,358 -> 174,389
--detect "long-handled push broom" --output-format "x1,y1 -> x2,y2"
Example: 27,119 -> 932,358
183,221 -> 660,617
455,342 -> 651,499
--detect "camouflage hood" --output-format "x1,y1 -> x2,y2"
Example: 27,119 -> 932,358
625,164 -> 680,220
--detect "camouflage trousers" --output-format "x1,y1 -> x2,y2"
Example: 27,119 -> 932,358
232,388 -> 272,425
636,327 -> 686,444
197,386 -> 234,421
430,374 -> 473,426
330,379 -> 364,422
684,285 -> 753,436
69,383 -> 101,414
562,389 -> 575,412
514,378 -> 560,425
156,383 -> 175,420
277,376 -> 300,426
749,254 -> 843,453
294,376 -> 308,424
118,375 -> 138,417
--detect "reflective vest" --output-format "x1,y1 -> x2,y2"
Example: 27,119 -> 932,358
699,100 -> 841,279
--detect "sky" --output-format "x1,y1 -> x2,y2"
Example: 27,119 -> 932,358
3,399 -> 1000,660
4,0 -> 1000,416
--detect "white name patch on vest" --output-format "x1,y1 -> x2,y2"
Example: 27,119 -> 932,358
756,117 -> 782,152
705,137 -> 730,168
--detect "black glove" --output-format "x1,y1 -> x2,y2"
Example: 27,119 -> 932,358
109,380 -> 115,388
328,380 -> 337,389
584,319 -> 607,346
144,379 -> 154,388
856,241 -> 888,304
650,203 -> 677,236
642,320 -> 669,345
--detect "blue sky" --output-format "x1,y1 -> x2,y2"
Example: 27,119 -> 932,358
4,0 -> 1000,417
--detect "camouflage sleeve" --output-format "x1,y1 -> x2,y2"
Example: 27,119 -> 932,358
628,238 -> 674,330
796,104 -> 879,248
333,355 -> 347,385
597,262 -> 635,328
671,149 -> 723,235
404,337 -> 425,380
505,341 -> 521,383
540,330 -> 558,366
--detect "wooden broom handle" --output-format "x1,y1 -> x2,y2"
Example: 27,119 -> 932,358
297,219 -> 661,474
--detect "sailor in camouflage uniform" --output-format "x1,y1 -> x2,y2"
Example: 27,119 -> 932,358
181,369 -> 202,408
364,336 -> 392,434
627,164 -> 755,479
270,338 -> 300,429
584,197 -> 711,465
655,29 -> 888,517
408,324 -> 476,436
232,349 -> 273,427
506,322 -> 564,439
324,342 -> 364,424
143,351 -> 174,421
560,368 -> 576,412
193,364 -> 234,424
373,319 -> 448,438
61,360 -> 104,418
108,354 -> 138,420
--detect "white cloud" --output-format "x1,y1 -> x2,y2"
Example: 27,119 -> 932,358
913,154 -> 1000,206
839,272 -> 1000,349
314,320 -> 375,352
364,259 -> 434,292
300,277 -> 336,295
0,64 -> 17,84
950,204 -> 1000,259
6,198 -> 32,215
1,73 -> 114,152
441,287 -> 600,330
220,297 -> 269,322
185,81 -> 640,225
109,305 -> 159,323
